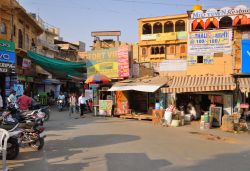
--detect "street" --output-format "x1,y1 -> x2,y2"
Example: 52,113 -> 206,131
4,108 -> 250,171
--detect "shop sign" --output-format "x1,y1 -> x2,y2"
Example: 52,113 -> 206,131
99,100 -> 113,116
0,40 -> 15,52
0,50 -> 16,64
191,5 -> 250,19
22,58 -> 31,69
85,89 -> 93,99
87,46 -> 129,78
0,62 -> 15,73
240,103 -> 249,109
241,39 -> 250,74
118,45 -> 130,78
159,59 -> 187,72
156,32 -> 177,41
177,31 -> 187,40
14,84 -> 24,96
188,29 -> 232,55
141,34 -> 157,41
187,56 -> 214,65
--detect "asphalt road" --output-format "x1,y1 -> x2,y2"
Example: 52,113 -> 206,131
3,108 -> 250,171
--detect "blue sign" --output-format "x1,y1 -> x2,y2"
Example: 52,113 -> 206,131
0,50 -> 16,64
242,40 -> 250,74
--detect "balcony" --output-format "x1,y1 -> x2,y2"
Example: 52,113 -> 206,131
37,38 -> 59,52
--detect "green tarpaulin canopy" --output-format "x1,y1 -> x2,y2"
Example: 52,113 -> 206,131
27,51 -> 86,78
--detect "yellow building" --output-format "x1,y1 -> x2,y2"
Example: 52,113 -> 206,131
138,14 -> 188,63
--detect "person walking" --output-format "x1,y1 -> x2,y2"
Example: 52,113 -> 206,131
69,93 -> 77,117
78,92 -> 87,118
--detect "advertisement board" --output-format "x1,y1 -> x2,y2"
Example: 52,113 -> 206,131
87,46 -> 129,78
156,32 -> 177,41
0,40 -> 15,52
99,100 -> 113,116
159,60 -> 187,72
0,50 -> 16,64
188,29 -> 232,55
241,39 -> 250,73
22,58 -> 31,69
141,34 -> 157,41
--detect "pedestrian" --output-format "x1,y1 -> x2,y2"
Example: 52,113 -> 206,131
8,90 -> 17,104
78,92 -> 87,118
69,93 -> 77,117
0,88 -> 3,110
17,90 -> 32,111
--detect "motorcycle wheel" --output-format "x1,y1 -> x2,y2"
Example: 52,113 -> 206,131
31,137 -> 44,150
6,137 -> 19,160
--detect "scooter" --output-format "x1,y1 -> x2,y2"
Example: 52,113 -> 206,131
57,99 -> 65,112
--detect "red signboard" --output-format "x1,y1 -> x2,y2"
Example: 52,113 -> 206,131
118,45 -> 129,78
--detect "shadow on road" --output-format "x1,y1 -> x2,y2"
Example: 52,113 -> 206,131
105,153 -> 171,171
169,150 -> 250,171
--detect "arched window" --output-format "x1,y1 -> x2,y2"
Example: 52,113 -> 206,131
164,21 -> 174,33
18,29 -> 23,48
175,20 -> 185,32
0,22 -> 7,34
219,16 -> 232,28
151,47 -> 155,54
155,47 -> 159,54
142,23 -> 152,34
153,22 -> 162,34
180,45 -> 186,53
160,46 -> 165,54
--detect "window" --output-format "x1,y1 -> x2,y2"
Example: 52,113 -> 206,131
26,34 -> 29,49
180,45 -> 186,53
160,46 -> 165,54
164,21 -> 174,33
175,20 -> 185,32
151,47 -> 155,54
153,22 -> 162,34
142,23 -> 152,34
18,29 -> 23,48
155,47 -> 159,54
219,16 -> 232,28
170,46 -> 174,54
0,22 -> 7,34
197,56 -> 203,63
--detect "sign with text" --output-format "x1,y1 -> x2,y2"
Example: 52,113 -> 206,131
0,62 -> 15,73
0,40 -> 15,52
0,50 -> 16,64
159,60 -> 187,72
141,34 -> 157,41
241,39 -> 250,74
22,58 -> 31,69
87,46 -> 129,78
156,32 -> 177,41
188,29 -> 232,55
187,56 -> 214,65
99,100 -> 113,116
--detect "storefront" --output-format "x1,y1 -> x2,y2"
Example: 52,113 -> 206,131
0,40 -> 16,107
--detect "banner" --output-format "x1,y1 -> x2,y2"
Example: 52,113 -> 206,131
159,60 -> 187,71
141,34 -> 157,40
188,29 -> 232,55
22,58 -> 31,69
0,50 -> 16,64
241,39 -> 250,73
0,40 -> 15,52
99,100 -> 113,116
85,89 -> 93,99
156,32 -> 177,41
87,46 -> 129,78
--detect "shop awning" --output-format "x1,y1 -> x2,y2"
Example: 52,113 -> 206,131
109,76 -> 170,92
161,75 -> 236,93
43,78 -> 61,84
239,78 -> 250,92
27,51 -> 86,78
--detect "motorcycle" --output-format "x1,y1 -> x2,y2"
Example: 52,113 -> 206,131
57,99 -> 65,112
30,98 -> 50,121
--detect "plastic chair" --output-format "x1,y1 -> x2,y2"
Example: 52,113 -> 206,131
0,128 -> 10,171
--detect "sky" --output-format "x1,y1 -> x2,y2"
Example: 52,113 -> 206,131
18,0 -> 250,50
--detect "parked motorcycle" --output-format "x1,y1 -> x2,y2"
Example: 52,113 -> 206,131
30,98 -> 50,121
57,99 -> 65,112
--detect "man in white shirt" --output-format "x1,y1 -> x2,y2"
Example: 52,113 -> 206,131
8,90 -> 17,104
78,92 -> 87,117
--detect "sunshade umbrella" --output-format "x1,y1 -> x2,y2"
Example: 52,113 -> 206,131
85,74 -> 110,84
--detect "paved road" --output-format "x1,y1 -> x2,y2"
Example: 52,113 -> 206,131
4,108 -> 250,171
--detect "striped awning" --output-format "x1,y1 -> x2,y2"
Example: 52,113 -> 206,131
161,75 -> 236,93
239,78 -> 250,93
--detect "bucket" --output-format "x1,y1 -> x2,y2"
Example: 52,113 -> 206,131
155,103 -> 160,110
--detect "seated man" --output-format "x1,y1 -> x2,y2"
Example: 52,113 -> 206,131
17,91 -> 32,111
